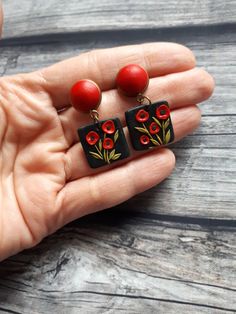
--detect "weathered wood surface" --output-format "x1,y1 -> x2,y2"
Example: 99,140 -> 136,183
2,0 -> 236,38
0,0 -> 236,313
0,214 -> 236,313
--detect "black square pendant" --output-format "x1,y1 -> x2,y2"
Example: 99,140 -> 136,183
125,101 -> 174,151
78,118 -> 130,168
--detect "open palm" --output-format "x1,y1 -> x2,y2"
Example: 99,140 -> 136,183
0,43 -> 214,261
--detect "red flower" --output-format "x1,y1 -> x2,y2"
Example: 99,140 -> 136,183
136,109 -> 149,122
86,131 -> 99,145
149,122 -> 160,134
140,135 -> 150,145
103,138 -> 114,150
156,104 -> 170,120
102,120 -> 115,134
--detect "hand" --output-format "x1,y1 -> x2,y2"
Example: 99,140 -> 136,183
0,41 -> 214,261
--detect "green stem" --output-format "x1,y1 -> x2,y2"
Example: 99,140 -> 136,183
104,149 -> 107,162
103,134 -> 107,162
162,121 -> 165,144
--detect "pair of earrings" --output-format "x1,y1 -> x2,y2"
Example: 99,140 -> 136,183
70,64 -> 174,168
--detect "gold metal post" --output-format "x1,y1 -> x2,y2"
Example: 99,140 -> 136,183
136,93 -> 152,106
90,109 -> 99,124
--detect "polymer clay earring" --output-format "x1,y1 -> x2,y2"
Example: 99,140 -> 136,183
116,64 -> 174,151
70,79 -> 130,168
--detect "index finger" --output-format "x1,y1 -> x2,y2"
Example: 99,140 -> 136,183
37,43 -> 196,109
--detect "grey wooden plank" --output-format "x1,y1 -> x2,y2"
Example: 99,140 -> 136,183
0,2 -> 235,312
0,305 -> 228,314
132,147 -> 236,219
0,219 -> 235,313
2,0 -> 236,39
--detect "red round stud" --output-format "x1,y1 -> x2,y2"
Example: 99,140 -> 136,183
116,64 -> 149,97
70,79 -> 101,113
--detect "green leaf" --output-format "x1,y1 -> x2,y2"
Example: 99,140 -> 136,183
95,143 -> 103,157
135,127 -> 149,134
155,134 -> 163,145
150,138 -> 160,146
112,153 -> 121,160
152,117 -> 162,128
114,130 -> 119,143
89,151 -> 103,160
109,149 -> 116,160
165,130 -> 171,144
98,139 -> 102,151
164,119 -> 170,129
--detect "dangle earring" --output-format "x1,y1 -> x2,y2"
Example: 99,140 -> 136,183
70,79 -> 130,168
116,64 -> 174,151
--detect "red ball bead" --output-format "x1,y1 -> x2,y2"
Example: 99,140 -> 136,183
116,64 -> 149,97
70,79 -> 101,113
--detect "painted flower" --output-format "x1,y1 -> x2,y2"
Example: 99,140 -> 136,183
102,120 -> 115,134
140,135 -> 150,145
156,104 -> 170,120
103,137 -> 114,150
149,122 -> 160,134
136,109 -> 149,122
86,131 -> 99,145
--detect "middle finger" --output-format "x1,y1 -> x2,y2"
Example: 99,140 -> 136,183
60,67 -> 214,145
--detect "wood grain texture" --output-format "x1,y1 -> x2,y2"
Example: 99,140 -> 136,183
0,215 -> 235,313
2,0 -> 236,38
0,0 -> 236,313
1,23 -> 236,116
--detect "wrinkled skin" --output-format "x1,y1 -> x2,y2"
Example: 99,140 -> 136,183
0,6 -> 214,261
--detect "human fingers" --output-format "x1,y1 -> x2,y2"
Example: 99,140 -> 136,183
37,42 -> 196,109
57,148 -> 175,225
60,68 -> 213,145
